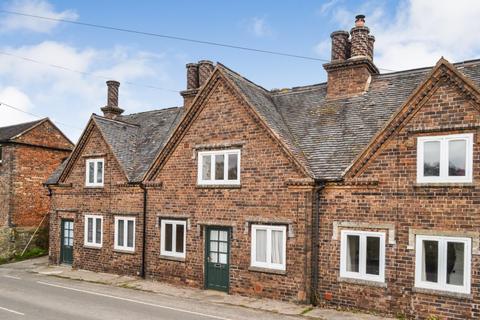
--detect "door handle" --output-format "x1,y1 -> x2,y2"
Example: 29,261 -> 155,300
214,263 -> 221,268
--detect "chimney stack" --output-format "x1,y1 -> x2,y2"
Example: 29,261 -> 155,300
181,60 -> 215,110
101,80 -> 124,119
323,14 -> 379,99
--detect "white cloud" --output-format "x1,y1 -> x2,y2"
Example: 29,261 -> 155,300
1,0 -> 78,33
0,87 -> 36,127
247,17 -> 272,38
0,41 -> 174,141
318,0 -> 341,15
316,0 -> 480,71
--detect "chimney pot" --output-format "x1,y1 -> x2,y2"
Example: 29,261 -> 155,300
198,60 -> 214,87
330,31 -> 350,61
101,80 -> 124,119
355,14 -> 365,27
186,63 -> 199,90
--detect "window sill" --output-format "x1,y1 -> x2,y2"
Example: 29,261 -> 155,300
196,184 -> 241,189
414,182 -> 474,188
113,249 -> 135,255
413,287 -> 472,300
338,277 -> 387,288
248,266 -> 286,275
83,245 -> 102,250
84,186 -> 105,189
159,255 -> 186,262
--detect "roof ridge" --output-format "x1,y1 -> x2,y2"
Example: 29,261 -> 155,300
0,118 -> 45,130
93,114 -> 140,127
124,106 -> 182,117
217,63 -> 271,94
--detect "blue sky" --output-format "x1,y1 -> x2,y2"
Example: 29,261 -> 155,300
0,0 -> 479,141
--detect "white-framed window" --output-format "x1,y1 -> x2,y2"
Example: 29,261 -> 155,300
114,216 -> 135,252
84,215 -> 103,247
415,235 -> 471,294
160,219 -> 186,258
197,149 -> 240,185
417,133 -> 473,183
340,230 -> 385,283
251,225 -> 286,271
85,158 -> 104,187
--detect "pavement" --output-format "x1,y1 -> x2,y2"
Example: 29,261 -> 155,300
0,257 -> 393,320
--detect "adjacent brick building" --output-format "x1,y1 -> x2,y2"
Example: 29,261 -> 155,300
47,15 -> 480,319
0,118 -> 73,258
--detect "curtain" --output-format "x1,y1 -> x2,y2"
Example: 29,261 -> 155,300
271,230 -> 283,265
255,229 -> 267,262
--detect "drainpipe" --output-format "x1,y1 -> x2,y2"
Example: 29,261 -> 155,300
311,180 -> 325,305
139,183 -> 147,278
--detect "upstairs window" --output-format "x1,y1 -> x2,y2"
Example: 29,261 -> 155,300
84,215 -> 103,248
114,216 -> 135,252
197,149 -> 240,185
86,158 -> 104,187
340,230 -> 385,283
251,225 -> 287,271
417,134 -> 473,183
415,235 -> 471,294
160,219 -> 186,258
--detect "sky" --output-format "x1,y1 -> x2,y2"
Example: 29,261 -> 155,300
0,0 -> 480,142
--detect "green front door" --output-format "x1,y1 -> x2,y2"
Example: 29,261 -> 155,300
205,227 -> 230,292
61,219 -> 74,265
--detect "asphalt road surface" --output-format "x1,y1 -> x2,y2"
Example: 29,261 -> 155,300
0,261 -> 300,320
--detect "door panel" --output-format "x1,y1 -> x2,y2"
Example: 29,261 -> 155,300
61,219 -> 74,265
205,227 -> 230,292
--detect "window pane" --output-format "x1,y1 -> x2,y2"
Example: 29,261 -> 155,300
210,252 -> 218,263
255,229 -> 267,263
202,155 -> 211,180
127,220 -> 134,248
228,154 -> 238,180
422,240 -> 438,283
165,224 -> 172,251
219,242 -> 227,253
87,218 -> 93,243
449,140 -> 466,176
423,141 -> 440,176
97,161 -> 103,183
447,242 -> 465,286
219,231 -> 228,241
366,236 -> 380,275
271,230 -> 284,265
219,253 -> 227,264
176,224 -> 184,253
117,220 -> 124,246
210,230 -> 218,241
215,154 -> 224,180
88,162 -> 95,183
210,241 -> 218,252
346,235 -> 360,272
95,218 -> 101,244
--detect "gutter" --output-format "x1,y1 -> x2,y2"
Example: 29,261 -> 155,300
139,183 -> 147,278
311,180 -> 325,305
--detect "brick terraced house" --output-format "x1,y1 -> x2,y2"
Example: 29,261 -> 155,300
47,15 -> 480,319
0,118 -> 73,258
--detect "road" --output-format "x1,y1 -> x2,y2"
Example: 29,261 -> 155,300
0,261 -> 300,320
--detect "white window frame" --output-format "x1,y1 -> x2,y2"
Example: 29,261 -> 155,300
197,149 -> 241,186
417,133 -> 473,183
415,235 -> 471,294
340,230 -> 386,283
114,216 -> 135,252
160,219 -> 187,258
84,215 -> 103,248
251,224 -> 287,271
85,158 -> 105,187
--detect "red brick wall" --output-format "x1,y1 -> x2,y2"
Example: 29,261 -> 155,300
318,76 -> 480,319
49,125 -> 144,276
1,120 -> 72,228
146,77 -> 314,302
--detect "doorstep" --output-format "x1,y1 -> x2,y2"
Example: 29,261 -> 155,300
27,257 -> 392,320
